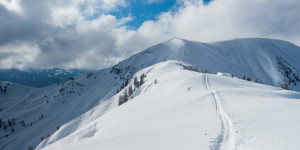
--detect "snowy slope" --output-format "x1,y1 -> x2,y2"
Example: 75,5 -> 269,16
0,69 -> 126,150
1,37 -> 300,150
37,61 -> 300,150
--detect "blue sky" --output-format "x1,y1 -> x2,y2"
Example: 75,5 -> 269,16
109,0 -> 212,29
111,1 -> 176,29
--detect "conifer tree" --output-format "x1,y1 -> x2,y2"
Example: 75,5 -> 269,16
128,85 -> 133,98
242,75 -> 246,80
123,88 -> 128,102
140,74 -> 145,85
134,77 -> 139,88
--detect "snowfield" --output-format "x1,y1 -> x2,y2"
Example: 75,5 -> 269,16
1,38 -> 300,150
38,61 -> 300,150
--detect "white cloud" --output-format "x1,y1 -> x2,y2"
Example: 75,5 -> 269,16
50,6 -> 81,27
0,0 -> 299,70
134,0 -> 300,45
0,0 -> 22,14
0,42 -> 41,70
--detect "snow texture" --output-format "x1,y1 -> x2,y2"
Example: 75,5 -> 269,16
38,61 -> 300,150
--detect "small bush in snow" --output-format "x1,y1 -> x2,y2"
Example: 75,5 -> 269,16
253,77 -> 259,83
281,80 -> 290,90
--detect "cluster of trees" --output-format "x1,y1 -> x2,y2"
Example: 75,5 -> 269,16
242,75 -> 252,81
117,79 -> 129,93
110,66 -> 122,75
57,80 -> 84,103
0,117 -> 35,138
276,56 -> 300,86
118,86 -> 133,106
118,74 -> 146,106
178,63 -> 210,73
179,63 -> 200,72
0,118 -> 16,131
20,120 -> 26,127
242,74 -> 290,90
0,85 -> 7,95
85,73 -> 93,78
3,114 -> 48,138
1,118 -> 17,138
8,118 -> 16,126
242,75 -> 258,83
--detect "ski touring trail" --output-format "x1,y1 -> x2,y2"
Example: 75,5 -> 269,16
204,74 -> 235,150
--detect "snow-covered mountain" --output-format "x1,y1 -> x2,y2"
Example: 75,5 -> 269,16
38,61 -> 300,150
110,37 -> 300,91
0,38 -> 300,150
0,68 -> 89,88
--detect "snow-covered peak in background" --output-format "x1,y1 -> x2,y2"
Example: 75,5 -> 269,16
0,38 -> 300,150
113,37 -> 300,90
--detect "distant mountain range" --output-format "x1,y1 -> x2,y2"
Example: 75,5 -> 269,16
0,68 -> 90,87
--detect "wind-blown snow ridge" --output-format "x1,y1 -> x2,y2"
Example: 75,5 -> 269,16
37,61 -> 300,150
205,74 -> 235,150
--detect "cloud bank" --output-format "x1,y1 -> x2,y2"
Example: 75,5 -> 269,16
0,0 -> 299,70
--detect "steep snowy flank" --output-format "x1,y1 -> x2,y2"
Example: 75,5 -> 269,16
0,68 -> 129,150
38,61 -> 300,150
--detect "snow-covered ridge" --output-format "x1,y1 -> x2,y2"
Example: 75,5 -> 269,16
38,60 -> 300,150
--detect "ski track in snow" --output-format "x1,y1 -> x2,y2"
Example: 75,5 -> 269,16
204,74 -> 235,150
